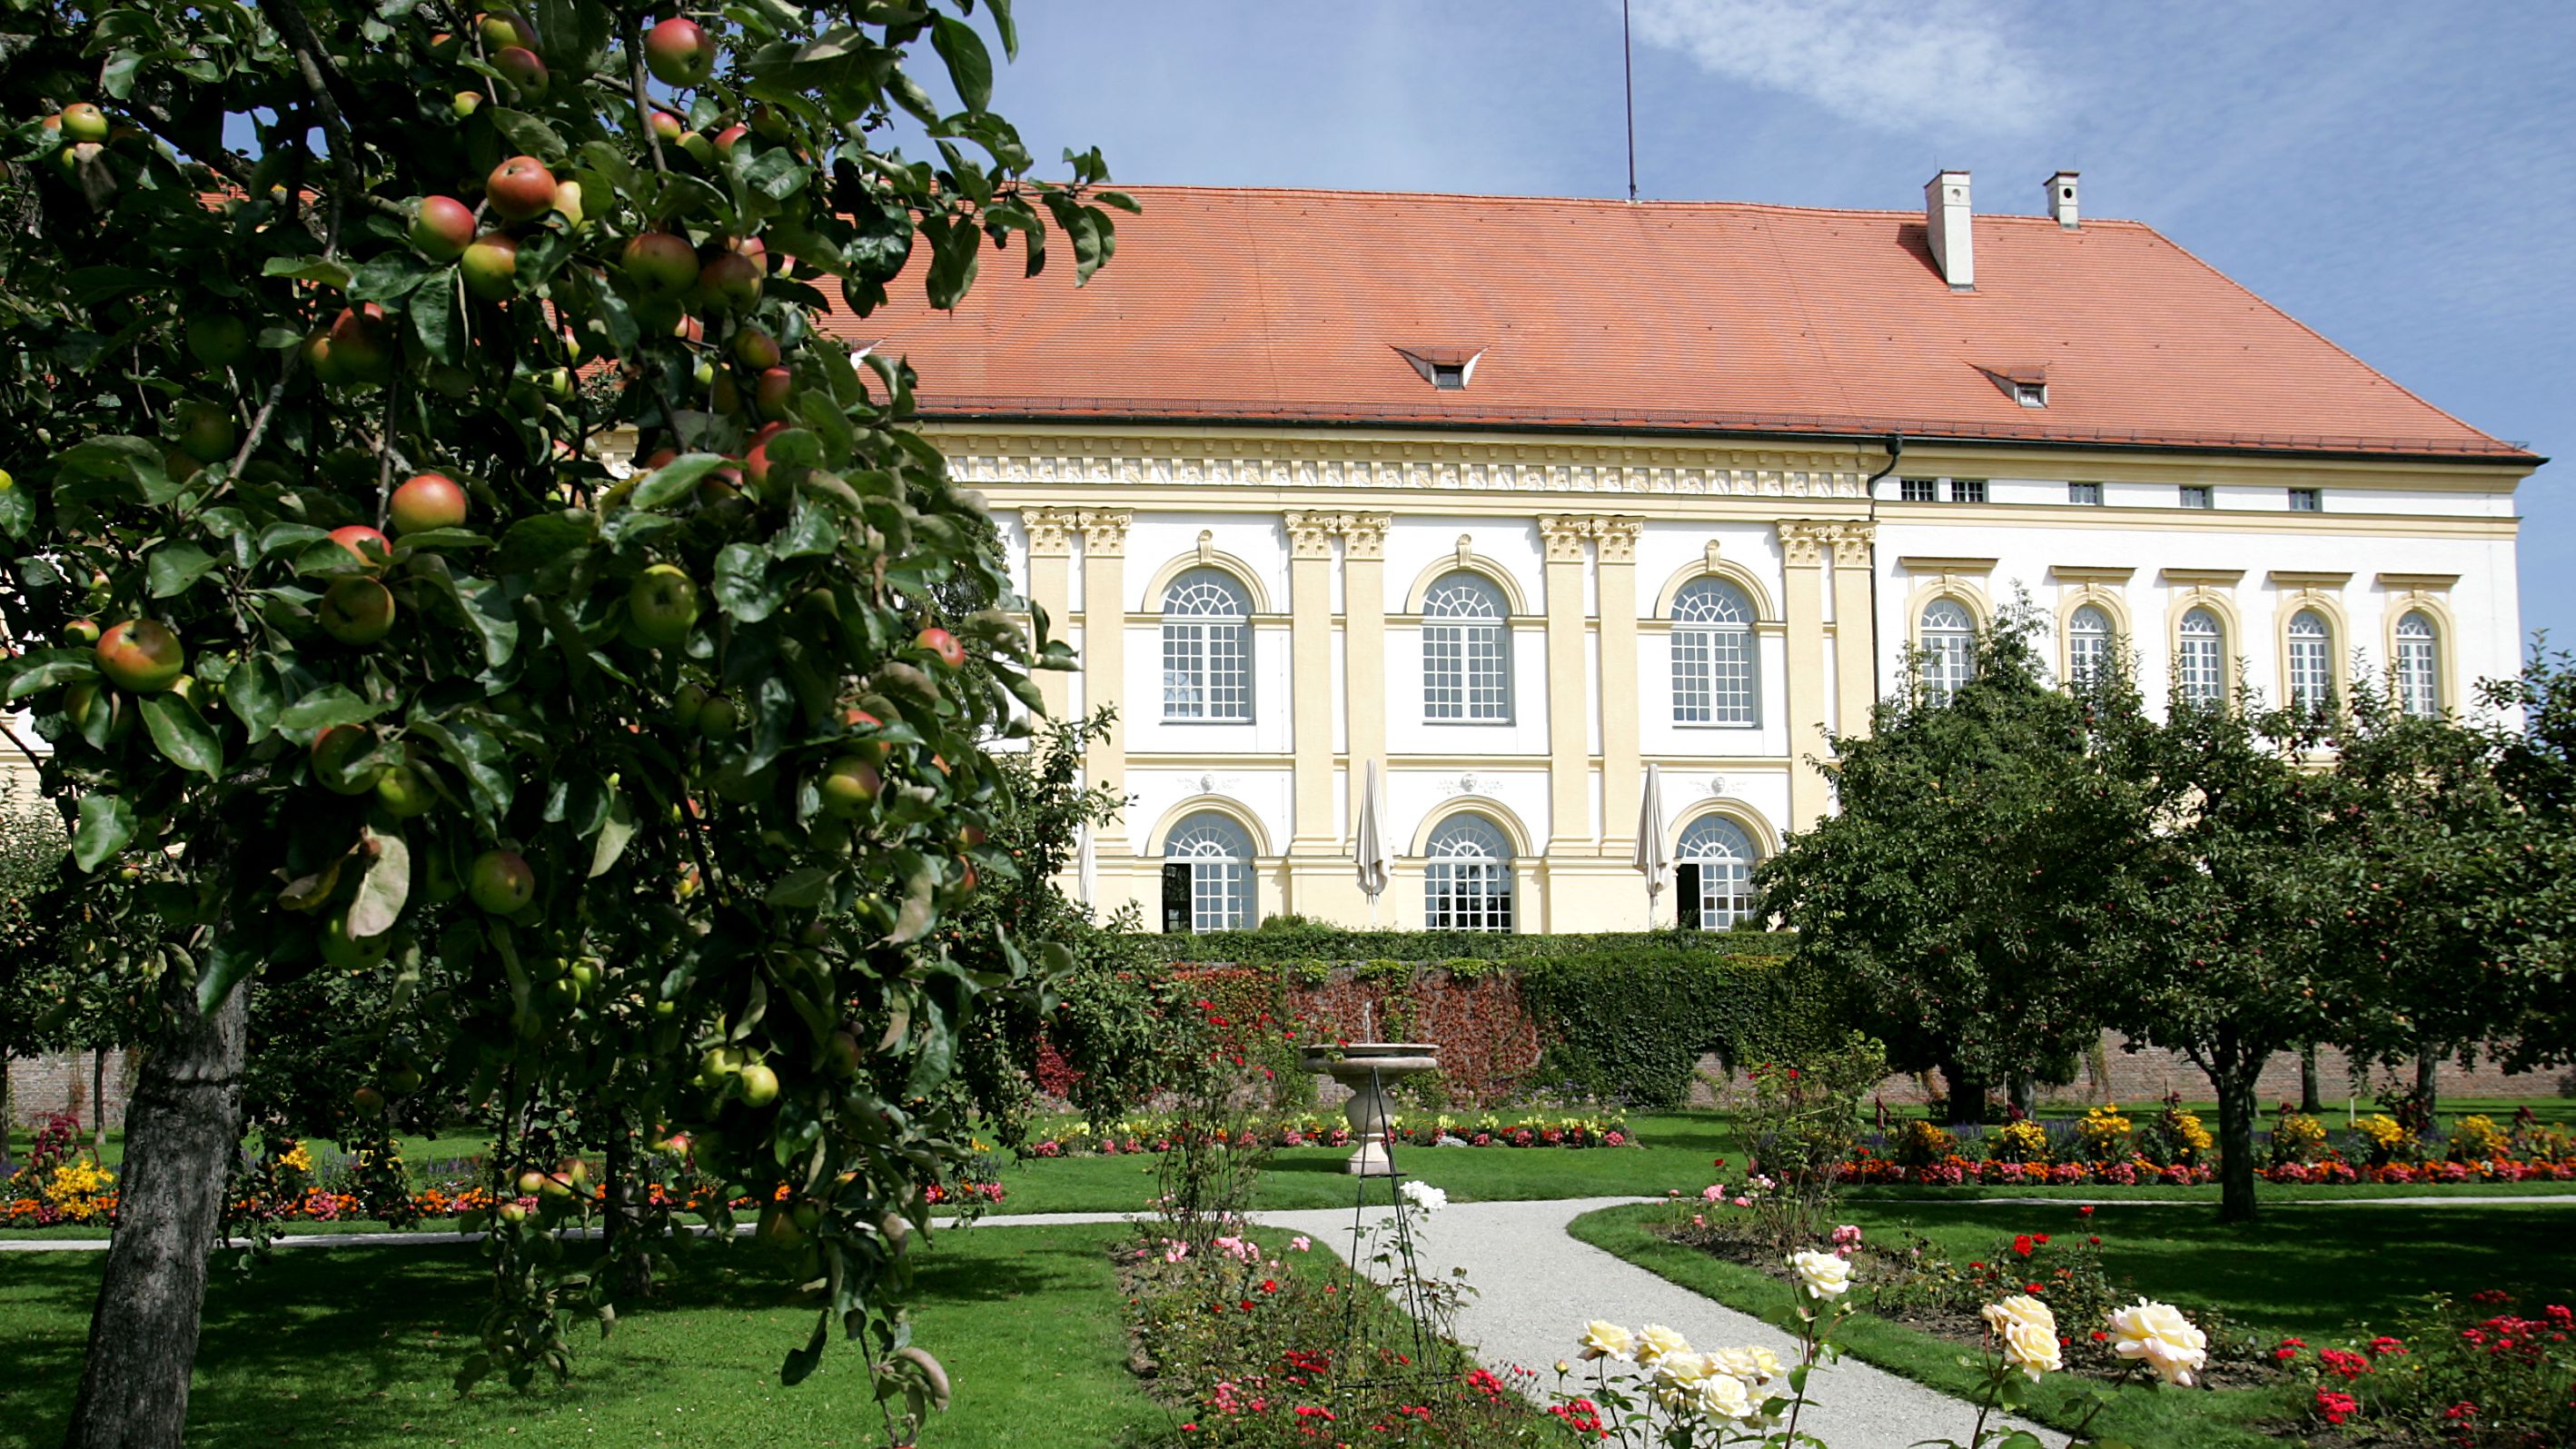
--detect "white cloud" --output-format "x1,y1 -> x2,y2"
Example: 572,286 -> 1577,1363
1625,0 -> 2057,135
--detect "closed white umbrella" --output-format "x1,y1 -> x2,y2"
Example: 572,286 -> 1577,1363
1075,823 -> 1099,911
1632,762 -> 1669,927
1354,761 -> 1389,926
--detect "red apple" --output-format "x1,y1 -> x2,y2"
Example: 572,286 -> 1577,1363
390,472 -> 469,534
351,1086 -> 386,1117
694,251 -> 762,312
643,16 -> 716,86
427,30 -> 462,61
173,400 -> 237,463
753,366 -> 793,421
620,232 -> 700,295
469,849 -> 536,913
649,109 -> 685,144
319,576 -> 395,646
491,45 -> 547,99
94,620 -> 184,693
311,724 -> 384,795
326,305 -> 394,385
731,325 -> 780,370
409,195 -> 475,262
743,422 -> 786,493
485,154 -> 557,223
451,90 -> 482,118
628,564 -> 700,645
712,124 -> 748,154
329,524 -> 392,572
916,626 -> 966,670
60,103 -> 109,144
749,102 -> 790,142
460,231 -> 519,301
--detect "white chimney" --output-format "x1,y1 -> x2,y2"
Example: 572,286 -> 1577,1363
1925,169 -> 1973,290
2046,170 -> 2080,229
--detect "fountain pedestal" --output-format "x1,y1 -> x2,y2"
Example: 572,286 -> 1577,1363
1301,1043 -> 1441,1176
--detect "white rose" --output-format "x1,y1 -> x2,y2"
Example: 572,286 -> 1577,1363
1577,1320 -> 1635,1363
1650,1349 -> 1710,1404
2107,1299 -> 2208,1386
1789,1248 -> 1852,1300
1634,1323 -> 1692,1366
1693,1372 -> 1755,1424
2002,1318 -> 2063,1380
1400,1180 -> 1448,1215
1981,1295 -> 2056,1338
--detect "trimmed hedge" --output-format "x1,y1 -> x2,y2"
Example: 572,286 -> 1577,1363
1141,936 -> 1829,1110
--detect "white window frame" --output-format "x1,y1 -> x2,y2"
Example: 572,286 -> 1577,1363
1422,572 -> 1511,723
1919,599 -> 1976,706
1678,816 -> 1759,929
2287,610 -> 2333,712
1670,578 -> 1758,727
1165,812 -> 1253,931
1160,569 -> 1253,722
2067,604 -> 2114,686
2175,608 -> 2226,708
1423,815 -> 1513,932
2395,611 -> 2440,719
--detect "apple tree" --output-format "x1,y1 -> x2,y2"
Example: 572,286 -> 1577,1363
0,1 -> 1126,1443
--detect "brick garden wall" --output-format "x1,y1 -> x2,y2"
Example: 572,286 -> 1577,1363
5,1049 -> 134,1132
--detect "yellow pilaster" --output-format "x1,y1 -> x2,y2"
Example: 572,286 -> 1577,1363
1779,521 -> 1832,829
1285,511 -> 1339,856
1828,521 -> 1878,741
1078,511 -> 1130,798
1342,514 -> 1391,833
1540,516 -> 1594,856
1023,509 -> 1076,721
1594,517 -> 1644,858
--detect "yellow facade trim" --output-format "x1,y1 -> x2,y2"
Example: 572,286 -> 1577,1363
1138,541 -> 1278,613
1401,542 -> 1533,615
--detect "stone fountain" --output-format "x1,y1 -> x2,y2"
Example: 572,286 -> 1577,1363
1302,1037 -> 1442,1176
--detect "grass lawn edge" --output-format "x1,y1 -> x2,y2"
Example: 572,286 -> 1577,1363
1561,1203 -> 2293,1449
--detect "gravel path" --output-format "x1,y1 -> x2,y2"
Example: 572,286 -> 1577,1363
1251,1196 -> 2064,1449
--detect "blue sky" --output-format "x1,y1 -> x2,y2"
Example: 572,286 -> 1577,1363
960,0 -> 2574,654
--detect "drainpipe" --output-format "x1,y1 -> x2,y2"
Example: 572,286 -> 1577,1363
1860,434 -> 1901,709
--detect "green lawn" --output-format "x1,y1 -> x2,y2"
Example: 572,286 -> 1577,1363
2,1223 -> 1163,1449
1570,1198 -> 2576,1449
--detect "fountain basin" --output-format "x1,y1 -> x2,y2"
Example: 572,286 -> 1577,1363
1301,1043 -> 1441,1176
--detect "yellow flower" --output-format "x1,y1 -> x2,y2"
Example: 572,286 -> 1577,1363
1633,1323 -> 1692,1365
1577,1320 -> 1636,1363
1982,1297 -> 2062,1380
1692,1372 -> 1755,1424
2106,1298 -> 2207,1386
1650,1349 -> 1709,1404
1788,1249 -> 1852,1300
1709,1345 -> 1781,1383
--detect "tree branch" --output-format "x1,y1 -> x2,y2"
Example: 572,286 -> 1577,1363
629,19 -> 670,177
260,0 -> 362,259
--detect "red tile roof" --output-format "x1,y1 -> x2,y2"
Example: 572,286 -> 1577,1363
843,184 -> 2531,462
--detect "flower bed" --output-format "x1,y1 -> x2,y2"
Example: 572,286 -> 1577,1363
1023,1111 -> 1636,1160
2275,1290 -> 2576,1447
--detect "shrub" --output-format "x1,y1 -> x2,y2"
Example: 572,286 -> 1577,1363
2073,1104 -> 2135,1159
2353,1112 -> 2413,1166
2269,1109 -> 2329,1166
1889,1118 -> 1958,1166
2281,1292 -> 2576,1447
2449,1114 -> 2512,1162
1988,1118 -> 2051,1164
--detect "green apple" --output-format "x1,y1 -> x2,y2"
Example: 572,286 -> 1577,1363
173,400 -> 237,463
311,724 -> 385,795
60,103 -> 110,144
621,232 -> 700,295
351,1085 -> 385,1117
817,754 -> 882,819
374,759 -> 439,818
468,849 -> 534,913
736,1060 -> 780,1107
461,231 -> 519,301
627,563 -> 700,646
321,913 -> 391,969
185,314 -> 250,369
697,693 -> 739,740
319,576 -> 395,646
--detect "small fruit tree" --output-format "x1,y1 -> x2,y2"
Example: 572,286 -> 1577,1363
0,2 -> 1127,1444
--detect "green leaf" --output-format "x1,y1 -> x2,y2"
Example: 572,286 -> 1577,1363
712,542 -> 784,622
888,858 -> 936,944
588,791 -> 639,878
929,13 -> 994,112
348,251 -> 434,302
986,0 -> 1018,58
347,828 -> 412,939
140,694 -> 223,777
194,923 -> 262,1016
72,793 -> 135,873
56,435 -> 178,505
147,542 -> 220,599
0,481 -> 31,539
486,108 -> 570,164
778,1309 -> 829,1387
411,716 -> 514,825
261,255 -> 354,289
4,648 -> 98,700
491,511 -> 596,574
628,453 -> 730,511
279,685 -> 388,732
764,866 -> 832,908
228,658 -> 284,744
411,273 -> 465,365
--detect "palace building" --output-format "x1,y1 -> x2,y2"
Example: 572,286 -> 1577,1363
847,172 -> 2536,935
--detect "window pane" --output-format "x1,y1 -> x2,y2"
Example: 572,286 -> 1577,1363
1162,570 -> 1253,721
2069,604 -> 2112,685
1948,478 -> 1987,503
1920,600 -> 1976,706
1166,813 -> 1253,930
2175,609 -> 2224,707
2068,481 -> 2103,506
1899,478 -> 1937,502
2288,610 -> 2333,710
1671,626 -> 1712,723
1425,573 -> 1509,722
1679,817 -> 1759,929
1425,816 -> 1512,933
2396,611 -> 2439,719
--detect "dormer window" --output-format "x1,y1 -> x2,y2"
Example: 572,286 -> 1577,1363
1394,345 -> 1483,392
1976,363 -> 2048,409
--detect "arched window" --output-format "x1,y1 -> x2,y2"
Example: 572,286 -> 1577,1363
1422,572 -> 1511,722
2067,604 -> 2113,686
1423,814 -> 1512,932
2395,611 -> 2440,720
1677,816 -> 1760,930
2287,610 -> 2334,712
1161,811 -> 1253,933
1161,569 -> 1252,721
1919,599 -> 1976,706
1671,578 -> 1758,726
2175,608 -> 2225,708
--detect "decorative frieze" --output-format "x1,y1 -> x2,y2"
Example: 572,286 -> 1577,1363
936,432 -> 1871,499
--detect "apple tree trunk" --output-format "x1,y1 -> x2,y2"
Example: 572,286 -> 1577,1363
2213,1066 -> 2259,1225
62,974 -> 248,1449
